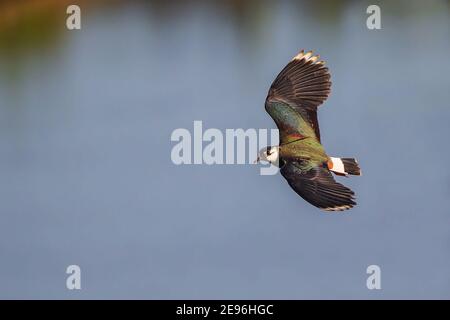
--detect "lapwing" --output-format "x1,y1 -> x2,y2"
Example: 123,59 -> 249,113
256,50 -> 361,211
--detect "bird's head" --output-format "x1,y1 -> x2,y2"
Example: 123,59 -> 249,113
255,146 -> 279,165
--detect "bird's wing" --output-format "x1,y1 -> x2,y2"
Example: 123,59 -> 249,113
265,50 -> 331,143
280,161 -> 356,211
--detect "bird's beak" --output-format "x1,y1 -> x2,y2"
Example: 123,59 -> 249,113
254,157 -> 260,164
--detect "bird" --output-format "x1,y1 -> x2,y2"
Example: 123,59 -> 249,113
256,50 -> 361,211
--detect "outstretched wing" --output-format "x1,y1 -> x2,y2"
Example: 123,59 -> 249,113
280,161 -> 356,211
265,50 -> 331,142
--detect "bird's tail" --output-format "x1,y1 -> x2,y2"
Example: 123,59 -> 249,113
328,157 -> 361,176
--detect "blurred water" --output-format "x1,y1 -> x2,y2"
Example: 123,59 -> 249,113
0,0 -> 450,299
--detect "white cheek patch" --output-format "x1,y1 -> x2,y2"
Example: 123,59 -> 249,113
267,149 -> 279,163
330,157 -> 347,175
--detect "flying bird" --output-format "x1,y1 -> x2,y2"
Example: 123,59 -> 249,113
256,50 -> 361,211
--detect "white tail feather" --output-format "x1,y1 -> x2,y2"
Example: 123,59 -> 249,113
329,157 -> 347,175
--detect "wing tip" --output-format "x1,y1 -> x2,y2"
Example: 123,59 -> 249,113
292,49 -> 323,64
323,203 -> 356,212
